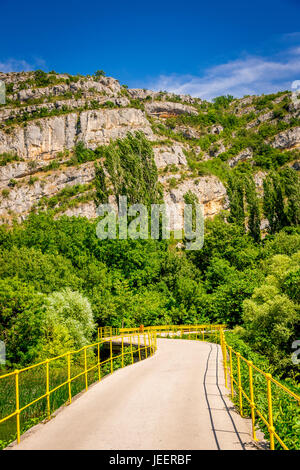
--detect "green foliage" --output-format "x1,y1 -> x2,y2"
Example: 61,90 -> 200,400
240,251 -> 300,374
254,91 -> 288,111
227,173 -> 246,228
0,152 -> 21,166
212,95 -> 235,108
0,278 -> 47,365
94,70 -> 106,78
227,170 -> 260,241
225,331 -> 300,450
0,246 -> 81,293
96,132 -> 163,206
41,289 -> 95,356
263,169 -> 300,233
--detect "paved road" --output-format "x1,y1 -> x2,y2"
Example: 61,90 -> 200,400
11,338 -> 256,450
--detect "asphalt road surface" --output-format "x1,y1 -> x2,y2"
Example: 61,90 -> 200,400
11,338 -> 256,450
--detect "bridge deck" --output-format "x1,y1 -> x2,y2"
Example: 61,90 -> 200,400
11,339 -> 257,450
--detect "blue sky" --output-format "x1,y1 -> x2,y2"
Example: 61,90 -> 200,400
1,0 -> 300,99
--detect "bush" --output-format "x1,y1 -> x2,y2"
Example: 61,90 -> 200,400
40,289 -> 95,357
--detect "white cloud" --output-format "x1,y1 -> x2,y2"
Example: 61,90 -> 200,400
0,58 -> 46,73
146,48 -> 300,101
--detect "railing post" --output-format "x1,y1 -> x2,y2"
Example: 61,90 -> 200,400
248,361 -> 257,441
97,342 -> 101,382
84,347 -> 88,391
144,333 -> 147,358
110,339 -> 113,374
130,335 -> 134,364
229,347 -> 234,399
220,329 -> 228,388
46,359 -> 50,419
223,340 -> 228,389
266,373 -> 275,450
237,353 -> 243,416
138,334 -> 141,361
67,352 -> 72,403
15,370 -> 20,444
121,336 -> 124,368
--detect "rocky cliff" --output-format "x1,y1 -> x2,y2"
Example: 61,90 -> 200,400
0,70 -> 299,224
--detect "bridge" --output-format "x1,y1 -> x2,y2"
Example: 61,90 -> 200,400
1,325 -> 299,450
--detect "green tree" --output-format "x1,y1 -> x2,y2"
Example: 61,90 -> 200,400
263,172 -> 287,233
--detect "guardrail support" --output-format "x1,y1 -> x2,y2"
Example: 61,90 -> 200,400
229,348 -> 234,399
138,334 -> 141,361
110,339 -> 113,374
237,353 -> 243,416
15,370 -> 20,444
84,347 -> 88,391
130,335 -> 134,364
67,352 -> 72,403
266,373 -> 275,450
97,343 -> 101,382
248,361 -> 257,441
46,359 -> 50,418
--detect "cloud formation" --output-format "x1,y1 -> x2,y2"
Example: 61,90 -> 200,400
0,58 -> 46,73
147,48 -> 300,100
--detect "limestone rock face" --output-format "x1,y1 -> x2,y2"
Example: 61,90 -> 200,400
174,126 -> 200,139
58,201 -> 97,219
228,148 -> 253,167
1,72 -> 299,225
145,101 -> 198,116
164,175 -> 228,222
272,127 -> 300,150
0,162 -> 95,219
0,96 -> 131,123
0,108 -> 153,160
127,89 -> 200,105
11,76 -> 121,103
154,145 -> 187,168
78,109 -> 153,148
0,160 -> 53,183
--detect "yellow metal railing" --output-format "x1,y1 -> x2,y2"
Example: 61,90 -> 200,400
219,329 -> 300,450
1,324 -> 299,450
0,331 -> 156,446
98,324 -> 226,340
100,324 -> 300,450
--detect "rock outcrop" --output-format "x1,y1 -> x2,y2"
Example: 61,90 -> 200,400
145,101 -> 198,116
0,108 -> 153,160
154,144 -> 187,168
0,71 -> 299,225
272,127 -> 300,150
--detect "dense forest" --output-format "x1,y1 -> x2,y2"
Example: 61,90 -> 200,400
0,208 -> 299,380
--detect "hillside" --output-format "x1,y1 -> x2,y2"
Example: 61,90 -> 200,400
0,69 -> 299,225
0,71 -> 299,428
